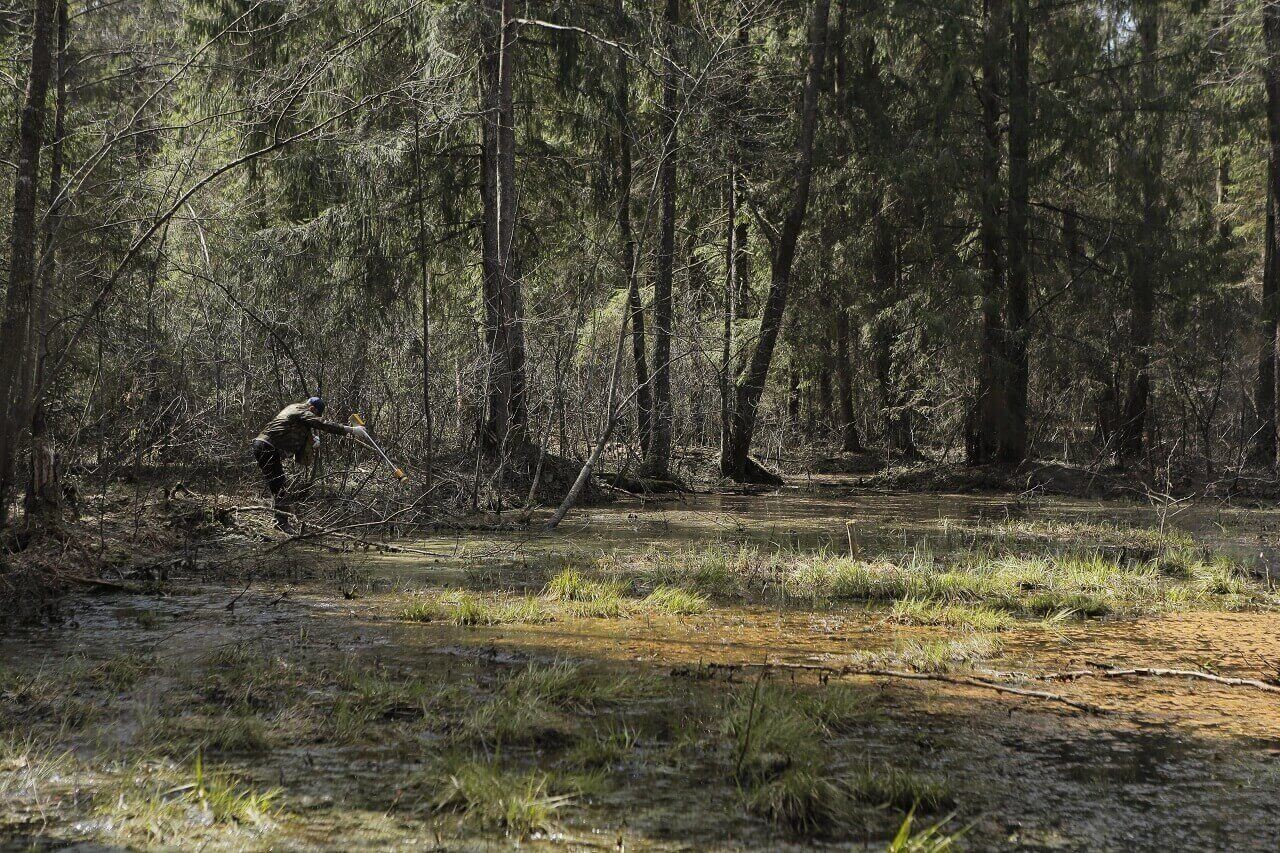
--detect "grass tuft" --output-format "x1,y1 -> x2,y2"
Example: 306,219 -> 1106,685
857,635 -> 1002,673
889,598 -> 1014,631
641,584 -> 710,614
146,713 -> 271,754
399,591 -> 554,626
567,722 -> 640,768
94,755 -> 280,843
887,806 -> 966,852
745,764 -> 848,835
722,684 -> 846,833
845,764 -> 953,812
427,755 -> 572,839
618,538 -> 1272,619
506,660 -> 656,709
545,568 -> 627,617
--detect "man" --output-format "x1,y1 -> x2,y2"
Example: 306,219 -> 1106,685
252,397 -> 356,530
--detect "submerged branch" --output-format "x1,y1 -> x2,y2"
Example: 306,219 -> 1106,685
676,660 -> 1102,714
994,665 -> 1280,696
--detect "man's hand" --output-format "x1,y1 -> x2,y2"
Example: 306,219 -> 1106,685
347,424 -> 368,440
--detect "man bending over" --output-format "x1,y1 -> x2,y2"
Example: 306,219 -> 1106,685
252,397 -> 356,530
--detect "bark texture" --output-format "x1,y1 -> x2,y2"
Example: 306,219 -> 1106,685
0,0 -> 58,529
721,0 -> 830,483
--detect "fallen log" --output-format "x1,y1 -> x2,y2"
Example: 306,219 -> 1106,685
65,575 -> 144,594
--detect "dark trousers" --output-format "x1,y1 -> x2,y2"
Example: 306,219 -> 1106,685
252,439 -> 287,504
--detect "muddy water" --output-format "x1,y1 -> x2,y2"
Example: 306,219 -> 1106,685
360,490 -> 1280,726
6,487 -> 1280,850
385,489 -> 1280,578
363,490 -> 1280,849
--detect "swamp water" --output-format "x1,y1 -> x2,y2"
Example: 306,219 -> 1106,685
3,488 -> 1280,850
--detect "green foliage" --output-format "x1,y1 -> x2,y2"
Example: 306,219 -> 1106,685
887,807 -> 966,852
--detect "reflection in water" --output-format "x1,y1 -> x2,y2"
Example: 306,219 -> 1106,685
383,489 -> 1280,579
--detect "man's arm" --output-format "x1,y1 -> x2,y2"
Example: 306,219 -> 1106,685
295,411 -> 352,437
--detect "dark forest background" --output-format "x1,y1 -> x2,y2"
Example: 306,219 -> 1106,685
3,0 -> 1280,527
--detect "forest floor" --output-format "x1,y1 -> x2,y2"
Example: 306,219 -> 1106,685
3,476 -> 1280,850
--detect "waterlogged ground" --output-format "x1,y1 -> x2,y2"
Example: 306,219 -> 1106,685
4,487 -> 1280,850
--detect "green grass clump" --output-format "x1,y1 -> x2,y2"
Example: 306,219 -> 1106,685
858,635 -> 1002,673
722,685 -> 848,833
641,585 -> 709,615
566,722 -> 639,769
1020,590 -> 1112,618
565,595 -> 625,618
399,592 -> 554,626
146,713 -> 271,754
461,693 -> 562,747
545,567 -> 625,600
623,536 -> 1271,619
745,764 -> 849,835
185,644 -> 296,704
845,764 -> 953,812
888,807 -> 966,852
0,732 -> 74,802
506,661 -> 656,709
889,598 -> 1014,631
460,662 -> 654,747
428,756 -> 572,839
95,755 -> 280,843
448,592 -> 499,626
545,567 -> 627,617
720,683 -> 942,835
77,654 -> 154,691
620,545 -> 745,597
399,598 -> 449,622
792,685 -> 880,733
948,518 -> 1194,553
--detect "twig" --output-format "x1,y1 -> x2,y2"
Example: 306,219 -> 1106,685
225,579 -> 251,611
678,660 -> 1101,713
995,665 -> 1280,695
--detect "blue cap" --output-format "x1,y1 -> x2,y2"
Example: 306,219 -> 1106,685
307,396 -> 326,415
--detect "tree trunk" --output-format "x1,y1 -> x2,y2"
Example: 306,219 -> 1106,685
816,356 -> 833,438
970,0 -> 1011,465
25,0 -> 67,529
1257,0 -> 1280,467
615,0 -> 651,456
24,0 -> 66,527
479,0 -> 527,452
644,0 -> 679,478
0,0 -> 57,530
721,0 -> 831,483
834,308 -> 862,452
412,19 -> 434,484
1003,0 -> 1030,463
479,3 -> 505,449
787,360 -> 801,426
721,168 -> 738,452
1120,0 -> 1162,459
